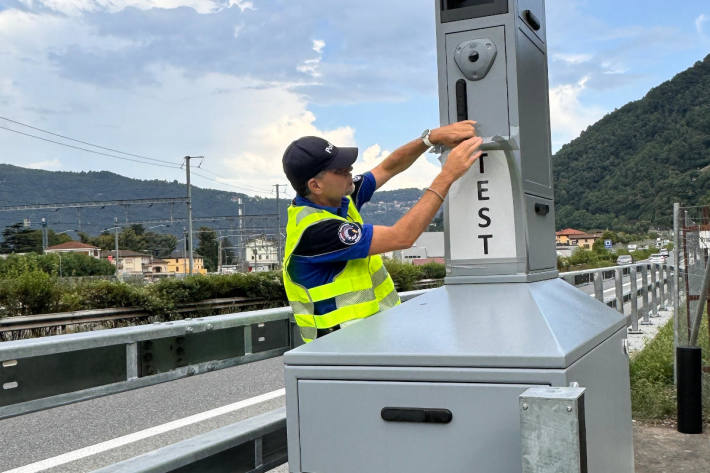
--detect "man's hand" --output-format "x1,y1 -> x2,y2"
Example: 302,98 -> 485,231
440,136 -> 484,182
429,120 -> 477,148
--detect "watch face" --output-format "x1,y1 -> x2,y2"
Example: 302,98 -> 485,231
421,129 -> 430,138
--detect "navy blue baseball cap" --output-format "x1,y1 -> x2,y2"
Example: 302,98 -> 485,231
282,136 -> 358,193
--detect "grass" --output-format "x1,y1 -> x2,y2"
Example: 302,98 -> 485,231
629,308 -> 709,421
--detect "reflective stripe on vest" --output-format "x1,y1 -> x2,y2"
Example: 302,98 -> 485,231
283,196 -> 400,342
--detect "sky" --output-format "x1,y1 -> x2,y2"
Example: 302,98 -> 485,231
0,0 -> 708,200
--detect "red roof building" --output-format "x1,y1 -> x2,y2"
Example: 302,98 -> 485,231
45,241 -> 101,258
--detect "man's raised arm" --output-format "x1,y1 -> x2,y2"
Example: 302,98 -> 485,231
369,135 -> 483,255
369,120 -> 477,190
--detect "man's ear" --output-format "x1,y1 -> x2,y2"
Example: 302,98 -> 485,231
307,177 -> 320,195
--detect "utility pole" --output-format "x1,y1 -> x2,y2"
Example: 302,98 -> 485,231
274,184 -> 287,266
182,227 -> 188,276
183,156 -> 203,275
217,234 -> 223,274
41,218 -> 48,253
238,197 -> 244,272
114,217 -> 120,277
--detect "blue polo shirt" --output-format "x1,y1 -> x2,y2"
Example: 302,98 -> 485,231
287,172 -> 377,315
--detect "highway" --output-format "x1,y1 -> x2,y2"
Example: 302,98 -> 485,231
0,266 -> 670,473
0,357 -> 288,473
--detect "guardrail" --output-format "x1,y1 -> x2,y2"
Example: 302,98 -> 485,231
0,281 -> 440,338
0,289 -> 430,420
560,262 -> 673,333
2,268 -> 673,472
0,297 -> 269,335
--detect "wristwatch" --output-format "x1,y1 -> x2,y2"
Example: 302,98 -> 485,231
420,129 -> 435,148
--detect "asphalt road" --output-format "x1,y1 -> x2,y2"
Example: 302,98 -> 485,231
0,357 -> 287,473
0,267 -> 672,473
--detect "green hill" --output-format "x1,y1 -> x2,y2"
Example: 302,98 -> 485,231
0,164 -> 421,239
553,54 -> 710,232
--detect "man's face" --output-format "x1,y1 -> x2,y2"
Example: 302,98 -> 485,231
311,166 -> 355,201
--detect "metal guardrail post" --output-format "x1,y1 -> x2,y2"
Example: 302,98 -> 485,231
640,265 -> 651,325
650,263 -> 659,318
659,264 -> 667,309
615,267 -> 624,315
520,386 -> 587,473
593,270 -> 604,303
628,266 -> 641,334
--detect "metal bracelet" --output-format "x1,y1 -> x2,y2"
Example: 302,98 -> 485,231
425,187 -> 445,202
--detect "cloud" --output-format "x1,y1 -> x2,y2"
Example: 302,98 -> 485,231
353,144 -> 441,191
549,76 -> 607,150
25,158 -> 61,170
17,0 -> 227,16
697,14 -> 708,35
297,40 -> 326,78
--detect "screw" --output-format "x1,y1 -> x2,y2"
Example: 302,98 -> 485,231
468,51 -> 479,62
567,406 -> 573,412
522,403 -> 528,411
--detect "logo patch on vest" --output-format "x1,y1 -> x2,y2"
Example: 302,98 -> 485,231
352,174 -> 362,183
338,222 -> 362,245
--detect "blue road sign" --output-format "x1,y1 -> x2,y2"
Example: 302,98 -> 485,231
604,239 -> 612,249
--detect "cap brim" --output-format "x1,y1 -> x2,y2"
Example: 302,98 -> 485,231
325,147 -> 358,170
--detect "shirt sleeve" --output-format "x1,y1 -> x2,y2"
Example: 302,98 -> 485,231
350,171 -> 376,210
291,219 -> 373,262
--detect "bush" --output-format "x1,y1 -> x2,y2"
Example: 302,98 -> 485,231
384,260 -> 424,291
5,271 -> 62,315
418,262 -> 446,279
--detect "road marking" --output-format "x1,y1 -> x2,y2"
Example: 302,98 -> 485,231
3,388 -> 285,473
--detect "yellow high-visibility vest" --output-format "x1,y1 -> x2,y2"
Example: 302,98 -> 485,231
283,196 -> 400,343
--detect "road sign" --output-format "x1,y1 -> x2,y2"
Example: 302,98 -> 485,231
604,239 -> 612,249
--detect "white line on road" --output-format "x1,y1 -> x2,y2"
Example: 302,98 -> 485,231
2,388 -> 285,473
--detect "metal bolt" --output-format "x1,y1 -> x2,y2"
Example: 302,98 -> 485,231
468,51 -> 479,62
206,323 -> 214,330
185,327 -> 193,334
522,403 -> 528,411
567,406 -> 573,412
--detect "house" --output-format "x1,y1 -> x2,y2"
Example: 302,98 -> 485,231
400,232 -> 445,264
102,250 -> 152,275
45,241 -> 101,258
555,228 -> 586,245
164,251 -> 207,275
245,237 -> 279,271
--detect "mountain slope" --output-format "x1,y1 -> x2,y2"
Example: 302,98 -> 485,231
553,54 -> 710,231
0,164 -> 421,236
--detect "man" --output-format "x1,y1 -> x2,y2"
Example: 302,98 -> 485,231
282,121 -> 483,342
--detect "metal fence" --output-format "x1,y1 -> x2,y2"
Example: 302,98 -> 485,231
675,203 -> 710,349
0,269 -> 674,472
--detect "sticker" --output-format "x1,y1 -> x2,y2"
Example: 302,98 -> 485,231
353,175 -> 362,183
338,223 -> 362,245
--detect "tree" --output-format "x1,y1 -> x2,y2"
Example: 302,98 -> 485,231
196,227 -> 218,272
1,223 -> 40,253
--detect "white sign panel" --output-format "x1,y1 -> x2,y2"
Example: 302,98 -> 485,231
447,150 -> 517,260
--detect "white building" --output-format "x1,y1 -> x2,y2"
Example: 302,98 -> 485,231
400,232 -> 445,264
245,237 -> 279,272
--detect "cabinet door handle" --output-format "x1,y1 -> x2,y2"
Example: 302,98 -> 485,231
381,407 -> 452,424
523,10 -> 541,31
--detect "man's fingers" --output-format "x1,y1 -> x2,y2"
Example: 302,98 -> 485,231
466,151 -> 483,166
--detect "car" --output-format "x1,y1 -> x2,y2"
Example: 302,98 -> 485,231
627,244 -> 637,251
649,254 -> 667,264
616,255 -> 633,265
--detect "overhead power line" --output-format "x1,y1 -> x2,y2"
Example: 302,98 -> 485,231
0,197 -> 189,212
190,170 -> 271,195
0,126 -> 181,170
0,116 -> 179,166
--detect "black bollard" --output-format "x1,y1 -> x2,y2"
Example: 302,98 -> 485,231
677,346 -> 703,434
